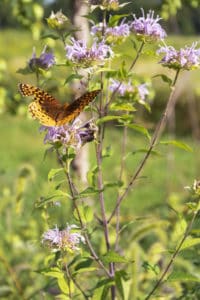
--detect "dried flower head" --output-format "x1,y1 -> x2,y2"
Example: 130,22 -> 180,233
157,42 -> 200,70
42,224 -> 85,252
130,9 -> 166,42
46,10 -> 73,32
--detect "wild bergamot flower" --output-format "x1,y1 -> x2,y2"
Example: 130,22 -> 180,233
42,224 -> 85,253
29,46 -> 55,71
91,20 -> 130,44
109,79 -> 150,102
66,38 -> 113,67
130,9 -> 166,42
157,42 -> 200,70
41,118 -> 98,152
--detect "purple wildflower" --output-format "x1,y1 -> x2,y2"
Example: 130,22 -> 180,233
109,79 -> 133,96
109,79 -> 150,103
137,83 -> 149,102
130,9 -> 166,41
41,118 -> 98,152
91,20 -> 130,44
66,38 -> 113,67
42,224 -> 85,252
29,46 -> 55,71
157,42 -> 200,70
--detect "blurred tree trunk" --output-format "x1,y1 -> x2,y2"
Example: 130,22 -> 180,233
71,0 -> 90,183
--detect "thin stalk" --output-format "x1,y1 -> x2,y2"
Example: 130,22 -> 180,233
65,263 -> 73,299
65,262 -> 89,300
56,149 -> 110,277
108,69 -> 181,223
97,9 -> 116,300
145,208 -> 199,300
115,125 -> 128,251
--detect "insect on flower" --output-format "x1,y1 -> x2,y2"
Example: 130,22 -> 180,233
18,83 -> 100,126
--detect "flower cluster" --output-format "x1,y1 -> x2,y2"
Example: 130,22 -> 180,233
29,46 -> 55,71
42,224 -> 85,252
109,79 -> 149,102
41,119 -> 98,152
130,9 -> 166,42
66,38 -> 113,67
157,42 -> 200,70
91,21 -> 130,44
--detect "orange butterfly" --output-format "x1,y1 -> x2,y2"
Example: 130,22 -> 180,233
19,83 -> 100,126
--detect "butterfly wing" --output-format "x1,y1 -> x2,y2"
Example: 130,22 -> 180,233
19,83 -> 64,126
56,90 -> 101,126
19,83 -> 100,126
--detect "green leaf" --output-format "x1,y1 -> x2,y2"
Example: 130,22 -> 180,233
179,237 -> 200,251
119,2 -> 131,8
167,271 -> 200,283
74,267 -> 97,275
73,205 -> 94,223
97,115 -> 130,125
126,124 -> 151,140
48,168 -> 63,181
74,187 -> 101,199
160,140 -> 193,152
104,180 -> 123,188
75,258 -> 93,271
102,146 -> 112,158
58,277 -> 71,294
102,251 -> 128,263
87,165 -> 98,186
17,66 -> 32,75
110,102 -> 136,112
108,14 -> 129,26
64,74 -> 83,85
41,267 -> 64,279
153,74 -> 172,86
95,278 -> 114,289
36,190 -> 71,207
115,272 -> 124,300
41,32 -> 60,40
130,148 -> 161,157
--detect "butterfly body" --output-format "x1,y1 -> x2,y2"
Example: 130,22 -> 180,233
19,83 -> 100,126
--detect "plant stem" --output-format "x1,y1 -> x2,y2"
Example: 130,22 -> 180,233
115,125 -> 128,251
56,149 -> 110,277
145,208 -> 198,300
108,69 -> 181,223
65,262 -> 89,300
